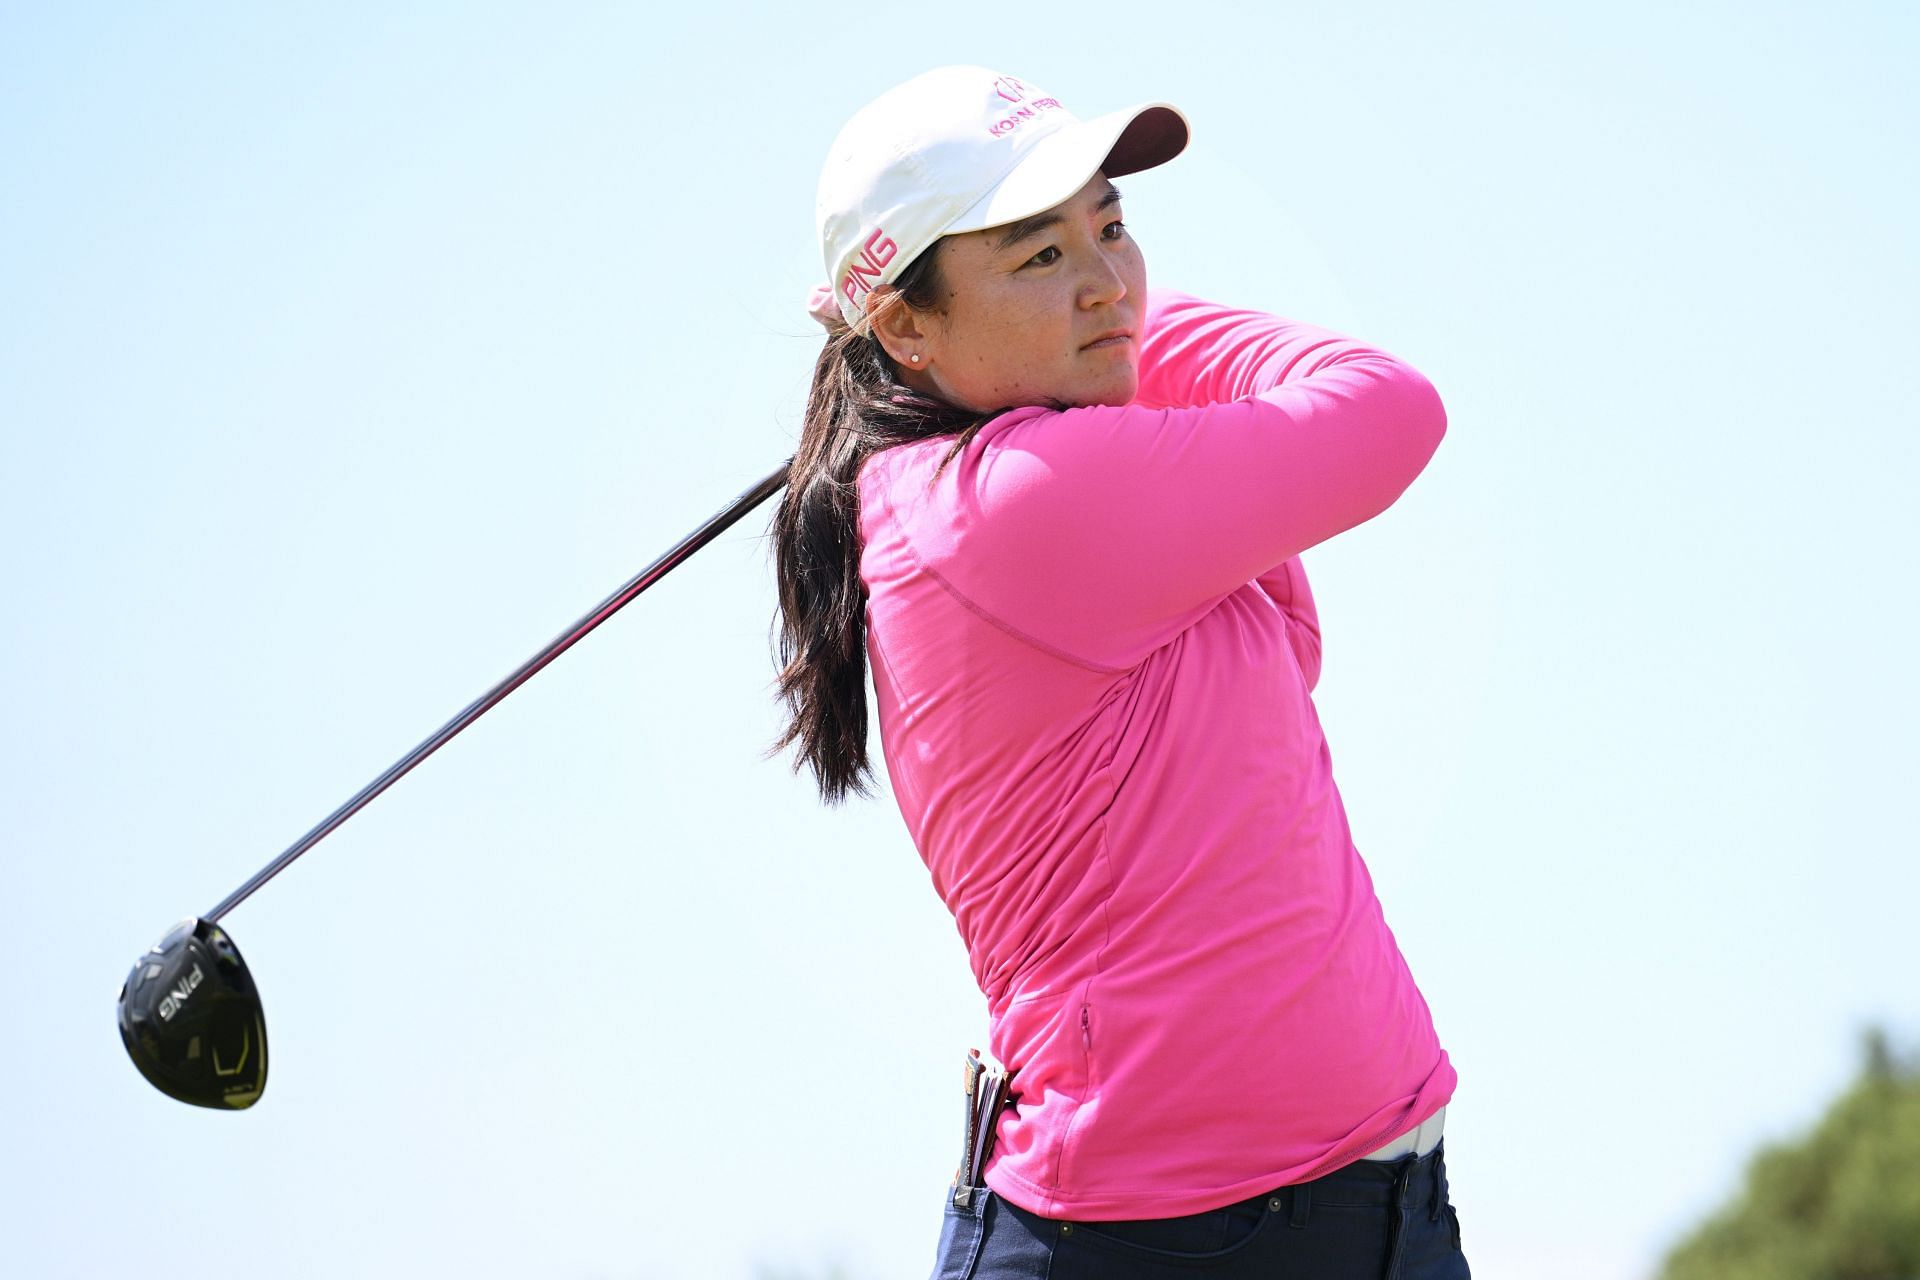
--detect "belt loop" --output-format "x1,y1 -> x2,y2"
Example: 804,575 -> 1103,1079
1289,1183 -> 1311,1229
1393,1157 -> 1417,1210
1427,1150 -> 1443,1223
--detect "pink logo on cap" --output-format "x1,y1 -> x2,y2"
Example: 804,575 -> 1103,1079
986,97 -> 1063,139
993,76 -> 1027,104
839,227 -> 900,311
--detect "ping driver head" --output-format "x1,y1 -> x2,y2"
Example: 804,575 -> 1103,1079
118,918 -> 267,1109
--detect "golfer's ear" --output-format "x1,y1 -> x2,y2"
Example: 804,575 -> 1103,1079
867,286 -> 930,367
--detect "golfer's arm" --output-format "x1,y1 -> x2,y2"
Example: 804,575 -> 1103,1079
1134,288 -> 1348,409
937,353 -> 1444,670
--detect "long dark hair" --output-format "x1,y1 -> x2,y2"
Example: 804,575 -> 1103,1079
772,245 -> 985,802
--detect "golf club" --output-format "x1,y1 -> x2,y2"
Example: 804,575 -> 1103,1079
118,462 -> 791,1109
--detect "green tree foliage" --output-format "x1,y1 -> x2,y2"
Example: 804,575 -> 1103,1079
1661,1029 -> 1920,1280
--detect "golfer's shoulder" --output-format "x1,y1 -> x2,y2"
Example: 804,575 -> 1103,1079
1134,286 -> 1315,407
855,411 -> 1124,569
1136,289 -> 1320,362
1139,285 -> 1289,344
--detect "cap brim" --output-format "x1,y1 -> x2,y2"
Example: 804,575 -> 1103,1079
948,101 -> 1189,236
1099,103 -> 1188,179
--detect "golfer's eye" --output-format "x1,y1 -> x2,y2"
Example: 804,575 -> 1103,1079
1102,219 -> 1127,240
1023,245 -> 1062,268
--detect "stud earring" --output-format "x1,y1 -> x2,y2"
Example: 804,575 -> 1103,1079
909,353 -> 921,364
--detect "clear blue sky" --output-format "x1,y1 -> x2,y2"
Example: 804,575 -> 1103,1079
3,3 -> 1915,1277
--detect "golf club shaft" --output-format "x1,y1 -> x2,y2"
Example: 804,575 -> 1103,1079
205,462 -> 792,923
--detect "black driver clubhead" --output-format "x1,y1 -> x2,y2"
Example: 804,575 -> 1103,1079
118,918 -> 267,1109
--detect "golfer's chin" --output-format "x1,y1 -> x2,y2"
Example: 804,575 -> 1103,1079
953,365 -> 1139,415
1057,365 -> 1140,410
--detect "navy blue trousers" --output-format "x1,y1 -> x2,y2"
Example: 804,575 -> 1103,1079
930,1143 -> 1469,1279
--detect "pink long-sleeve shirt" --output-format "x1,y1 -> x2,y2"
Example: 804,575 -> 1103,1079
858,288 -> 1454,1220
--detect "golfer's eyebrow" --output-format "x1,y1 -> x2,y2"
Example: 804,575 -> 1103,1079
993,185 -> 1124,253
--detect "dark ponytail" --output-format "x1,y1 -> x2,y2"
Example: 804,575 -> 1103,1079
772,245 -> 982,802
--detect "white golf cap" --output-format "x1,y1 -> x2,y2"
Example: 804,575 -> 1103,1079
816,66 -> 1188,329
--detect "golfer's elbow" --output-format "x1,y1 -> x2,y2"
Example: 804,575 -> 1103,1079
1385,358 -> 1448,480
1340,353 -> 1448,517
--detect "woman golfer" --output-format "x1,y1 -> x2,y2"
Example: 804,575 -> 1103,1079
774,66 -> 1465,1279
